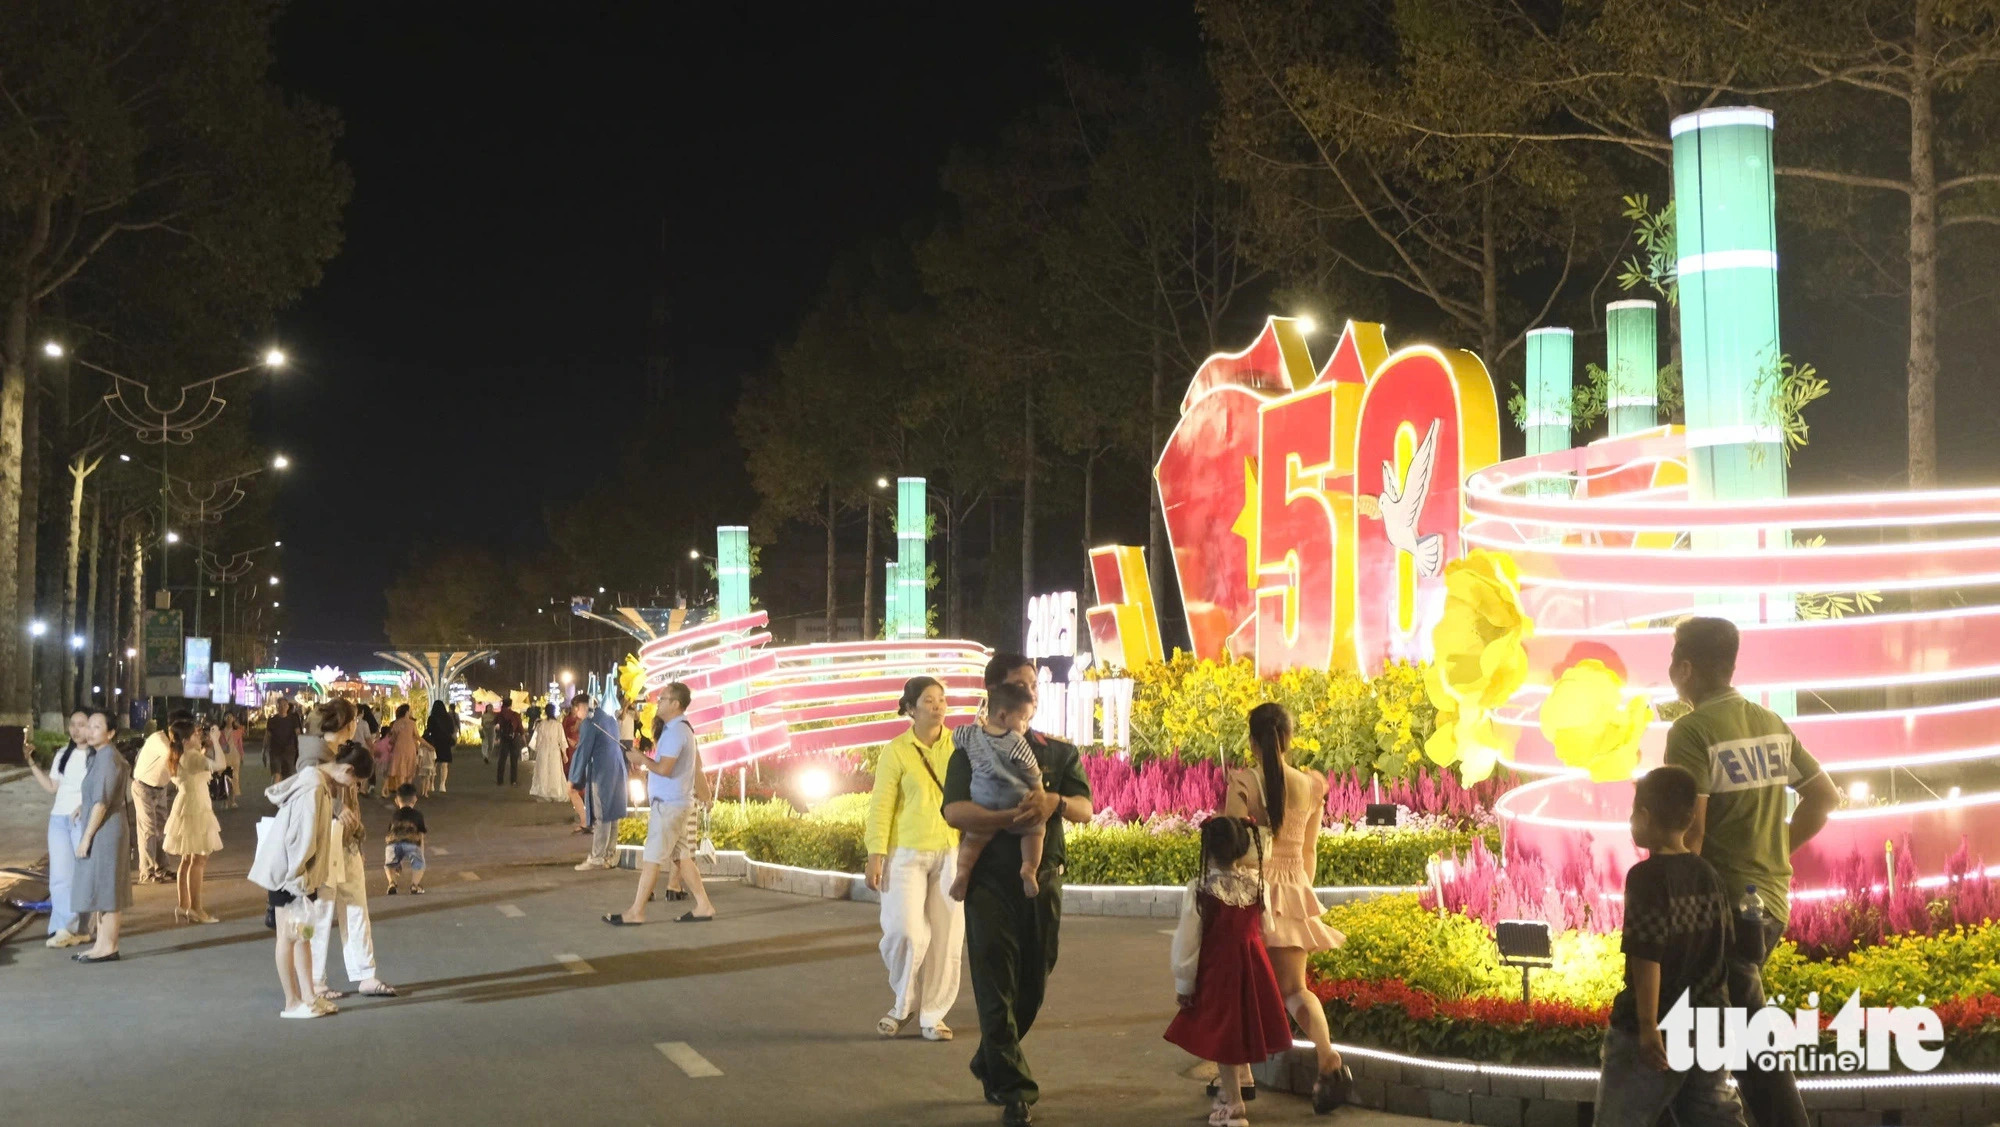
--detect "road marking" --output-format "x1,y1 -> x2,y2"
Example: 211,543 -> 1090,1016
555,952 -> 594,975
458,870 -> 480,881
497,904 -> 525,918
656,1042 -> 723,1078
432,846 -> 450,856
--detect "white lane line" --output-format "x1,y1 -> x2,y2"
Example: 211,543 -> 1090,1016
555,952 -> 594,975
458,870 -> 480,881
497,904 -> 525,918
1157,929 -> 1176,935
656,1041 -> 723,1078
431,846 -> 450,856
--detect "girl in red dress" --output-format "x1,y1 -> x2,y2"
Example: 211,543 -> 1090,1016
1165,815 -> 1293,1127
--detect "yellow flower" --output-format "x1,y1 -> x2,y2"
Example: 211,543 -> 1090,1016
1431,550 -> 1533,711
1540,659 -> 1655,782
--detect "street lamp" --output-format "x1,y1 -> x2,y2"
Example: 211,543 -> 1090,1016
268,575 -> 280,586
124,648 -> 137,658
876,477 -> 890,490
688,549 -> 700,560
29,620 -> 47,637
264,348 -> 287,368
118,453 -> 131,463
560,670 -> 574,685
42,341 -> 63,358
165,530 -> 181,544
271,454 -> 290,470
1296,314 -> 1318,335
69,634 -> 83,650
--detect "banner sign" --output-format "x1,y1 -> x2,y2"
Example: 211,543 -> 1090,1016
210,662 -> 232,705
142,609 -> 184,697
183,637 -> 212,699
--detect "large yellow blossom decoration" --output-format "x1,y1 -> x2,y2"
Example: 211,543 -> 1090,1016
617,655 -> 647,706
1540,659 -> 1655,782
1422,550 -> 1534,783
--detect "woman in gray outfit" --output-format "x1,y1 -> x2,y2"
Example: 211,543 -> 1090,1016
69,709 -> 132,963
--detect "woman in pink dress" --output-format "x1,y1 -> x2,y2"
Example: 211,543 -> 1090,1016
1223,702 -> 1354,1114
385,704 -> 420,796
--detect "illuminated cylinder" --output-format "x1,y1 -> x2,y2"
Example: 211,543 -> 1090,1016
1605,300 -> 1659,436
716,525 -> 751,734
893,477 -> 927,639
1672,107 -> 1785,505
1524,327 -> 1573,497
883,559 -> 900,641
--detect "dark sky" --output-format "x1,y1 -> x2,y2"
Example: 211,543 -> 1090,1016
262,1 -> 1195,672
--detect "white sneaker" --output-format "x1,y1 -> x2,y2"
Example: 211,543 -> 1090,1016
280,1004 -> 324,1020
922,1023 -> 953,1041
573,860 -> 608,871
45,929 -> 89,949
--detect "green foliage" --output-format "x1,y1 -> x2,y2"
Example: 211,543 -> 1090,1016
1764,924 -> 2000,1010
1312,894 -> 1622,1006
740,817 -> 870,874
1615,194 -> 1678,306
1792,535 -> 1883,620
1061,824 -> 1494,887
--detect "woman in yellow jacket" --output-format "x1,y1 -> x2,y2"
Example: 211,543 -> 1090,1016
863,676 -> 963,1042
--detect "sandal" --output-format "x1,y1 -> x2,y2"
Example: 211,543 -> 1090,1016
674,911 -> 714,923
602,913 -> 643,926
1311,1064 -> 1354,1114
1205,1082 -> 1257,1103
318,989 -> 347,1000
359,983 -> 399,997
876,1012 -> 913,1038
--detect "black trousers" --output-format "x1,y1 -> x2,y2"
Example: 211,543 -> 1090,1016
494,741 -> 518,785
965,866 -> 1062,1106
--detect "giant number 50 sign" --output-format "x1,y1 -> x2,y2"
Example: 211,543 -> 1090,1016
1155,317 -> 1499,676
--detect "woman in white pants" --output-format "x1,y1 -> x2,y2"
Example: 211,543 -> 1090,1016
305,700 -> 397,1001
862,677 -> 964,1041
21,711 -> 92,947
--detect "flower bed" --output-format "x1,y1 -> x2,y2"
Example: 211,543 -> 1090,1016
1080,752 -> 1507,829
1311,877 -> 2000,1070
618,798 -> 1490,886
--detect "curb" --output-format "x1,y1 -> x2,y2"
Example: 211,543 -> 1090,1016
670,849 -> 1414,916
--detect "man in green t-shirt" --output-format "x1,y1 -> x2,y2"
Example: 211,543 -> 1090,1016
943,653 -> 1092,1127
1662,617 -> 1838,1127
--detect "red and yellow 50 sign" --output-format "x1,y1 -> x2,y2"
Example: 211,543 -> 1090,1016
1155,317 -> 1499,676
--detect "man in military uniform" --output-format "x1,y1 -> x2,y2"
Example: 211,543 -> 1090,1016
942,653 -> 1092,1127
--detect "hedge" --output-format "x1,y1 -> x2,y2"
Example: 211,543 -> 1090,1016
618,802 -> 1491,887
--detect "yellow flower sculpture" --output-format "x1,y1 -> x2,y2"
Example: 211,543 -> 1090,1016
1540,659 -> 1656,782
1423,550 -> 1534,783
617,655 -> 647,706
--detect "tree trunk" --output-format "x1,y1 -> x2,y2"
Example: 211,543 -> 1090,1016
863,494 -> 877,638
1907,0 -> 1939,493
82,495 -> 101,705
824,488 -> 837,642
1480,186 -> 1501,367
62,454 -> 94,708
126,525 -> 144,728
1082,451 -> 1096,595
1148,328 -> 1167,616
1021,393 -> 1036,617
0,298 -> 24,723
19,372 -> 43,720
946,500 -> 962,637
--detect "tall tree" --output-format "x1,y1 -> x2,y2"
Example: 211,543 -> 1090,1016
0,0 -> 349,721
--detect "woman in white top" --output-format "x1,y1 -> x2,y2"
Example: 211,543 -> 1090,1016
19,709 -> 93,948
161,716 -> 225,923
528,704 -> 570,801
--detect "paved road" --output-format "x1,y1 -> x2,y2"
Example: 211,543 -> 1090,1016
0,754 -> 1425,1127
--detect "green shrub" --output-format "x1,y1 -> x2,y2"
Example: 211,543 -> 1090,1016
1060,824 -> 1494,887
739,817 -> 869,873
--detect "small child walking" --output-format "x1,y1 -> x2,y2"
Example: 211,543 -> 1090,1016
416,738 -> 438,798
1593,765 -> 1747,1127
382,784 -> 429,895
1165,816 -> 1291,1127
946,680 -> 1046,900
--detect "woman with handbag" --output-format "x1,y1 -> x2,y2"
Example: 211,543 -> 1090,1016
862,677 -> 963,1042
422,699 -> 458,794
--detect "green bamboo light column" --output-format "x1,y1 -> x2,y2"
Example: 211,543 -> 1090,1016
892,477 -> 927,639
1605,299 -> 1659,436
716,525 -> 751,735
1524,327 -> 1574,497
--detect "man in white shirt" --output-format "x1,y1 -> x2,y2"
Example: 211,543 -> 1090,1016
617,702 -> 638,751
131,708 -> 193,882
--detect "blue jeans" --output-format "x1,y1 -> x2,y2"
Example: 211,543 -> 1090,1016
47,815 -> 80,936
1594,1027 -> 1748,1127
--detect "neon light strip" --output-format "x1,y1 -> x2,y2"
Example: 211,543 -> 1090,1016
1670,107 -> 1775,135
1292,1039 -> 2000,1090
1678,250 -> 1779,274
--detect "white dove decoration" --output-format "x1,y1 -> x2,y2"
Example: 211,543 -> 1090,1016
1379,419 -> 1444,577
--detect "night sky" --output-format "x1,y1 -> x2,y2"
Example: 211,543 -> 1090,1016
262,1 -> 1194,671
256,2 -> 1998,674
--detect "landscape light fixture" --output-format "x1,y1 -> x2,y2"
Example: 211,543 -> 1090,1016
1496,919 -> 1555,1002
1295,315 -> 1317,335
794,766 -> 835,807
42,341 -> 63,358
1850,781 -> 1871,803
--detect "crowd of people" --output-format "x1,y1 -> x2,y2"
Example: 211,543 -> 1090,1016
14,614 -> 1834,1126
